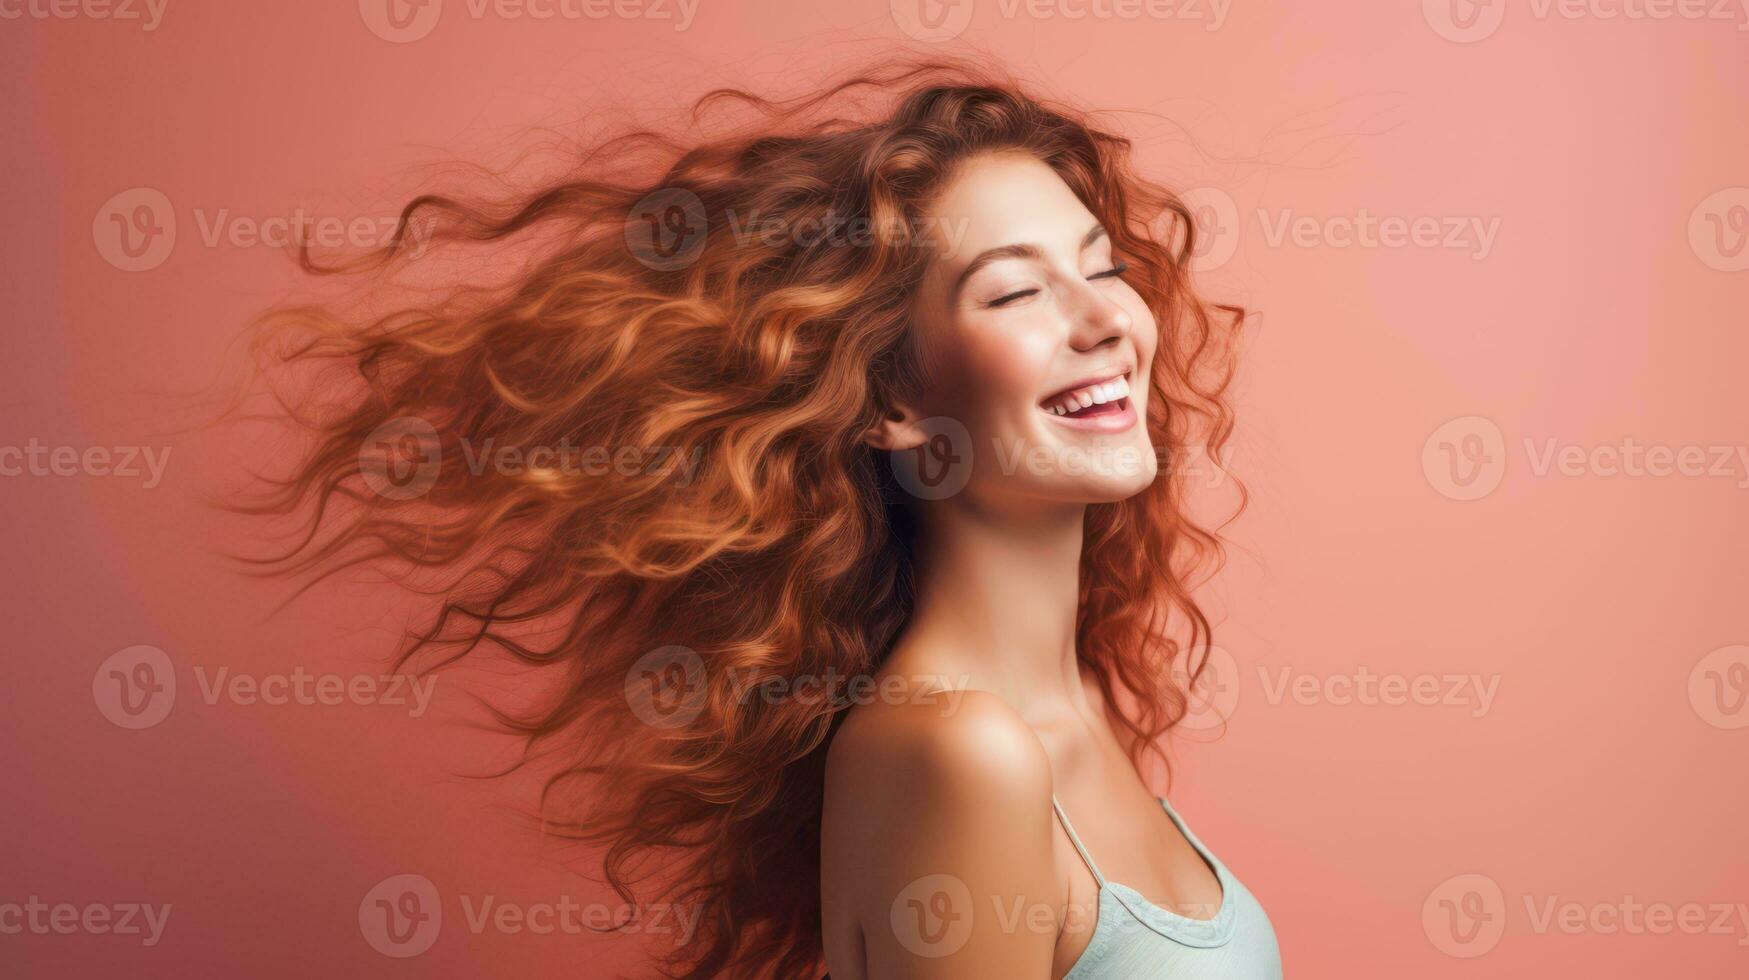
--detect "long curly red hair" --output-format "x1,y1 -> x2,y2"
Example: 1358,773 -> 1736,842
237,55 -> 1242,980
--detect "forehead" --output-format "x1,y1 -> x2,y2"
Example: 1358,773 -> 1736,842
918,151 -> 1098,263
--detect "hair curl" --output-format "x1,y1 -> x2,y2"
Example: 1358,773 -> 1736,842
234,54 -> 1244,980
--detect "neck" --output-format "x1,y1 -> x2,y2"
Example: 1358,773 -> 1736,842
898,495 -> 1089,713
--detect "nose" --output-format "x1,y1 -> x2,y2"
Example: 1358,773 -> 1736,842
1066,281 -> 1132,352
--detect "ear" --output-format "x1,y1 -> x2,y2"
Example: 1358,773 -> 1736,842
862,402 -> 930,452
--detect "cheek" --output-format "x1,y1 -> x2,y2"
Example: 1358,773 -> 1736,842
1126,294 -> 1161,356
946,320 -> 1058,421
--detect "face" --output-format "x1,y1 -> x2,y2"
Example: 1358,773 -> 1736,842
884,151 -> 1160,508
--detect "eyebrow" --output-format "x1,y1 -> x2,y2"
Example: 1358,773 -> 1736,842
949,223 -> 1110,301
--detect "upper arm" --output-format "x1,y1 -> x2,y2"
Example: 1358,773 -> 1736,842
822,691 -> 1061,979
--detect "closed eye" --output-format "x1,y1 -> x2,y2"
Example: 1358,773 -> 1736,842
987,288 -> 1039,308
986,261 -> 1127,307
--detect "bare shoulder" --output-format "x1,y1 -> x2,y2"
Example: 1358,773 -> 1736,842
827,687 -> 1052,799
821,689 -> 1061,976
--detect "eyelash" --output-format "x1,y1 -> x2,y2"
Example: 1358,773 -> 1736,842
986,261 -> 1129,308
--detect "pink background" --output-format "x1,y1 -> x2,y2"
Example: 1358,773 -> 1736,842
3,1 -> 1747,977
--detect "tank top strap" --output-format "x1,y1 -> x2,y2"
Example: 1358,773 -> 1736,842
1050,794 -> 1108,889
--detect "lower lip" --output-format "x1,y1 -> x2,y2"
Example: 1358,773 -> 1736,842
1041,396 -> 1139,433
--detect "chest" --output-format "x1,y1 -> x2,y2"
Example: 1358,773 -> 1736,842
1041,729 -> 1226,921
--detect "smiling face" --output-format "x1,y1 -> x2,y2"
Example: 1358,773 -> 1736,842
880,150 -> 1161,508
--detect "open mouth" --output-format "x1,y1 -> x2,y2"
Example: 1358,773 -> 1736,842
1039,372 -> 1131,420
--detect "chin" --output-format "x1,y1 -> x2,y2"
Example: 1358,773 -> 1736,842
1080,468 -> 1160,503
1019,419 -> 1160,503
1044,452 -> 1161,504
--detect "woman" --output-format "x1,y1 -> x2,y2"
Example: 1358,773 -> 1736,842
244,56 -> 1278,979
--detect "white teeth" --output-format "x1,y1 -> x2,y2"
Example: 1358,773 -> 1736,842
1043,373 -> 1129,415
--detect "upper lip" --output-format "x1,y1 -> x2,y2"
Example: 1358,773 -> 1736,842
1039,367 -> 1133,405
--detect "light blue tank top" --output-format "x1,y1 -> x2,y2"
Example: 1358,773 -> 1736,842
1051,795 -> 1283,979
